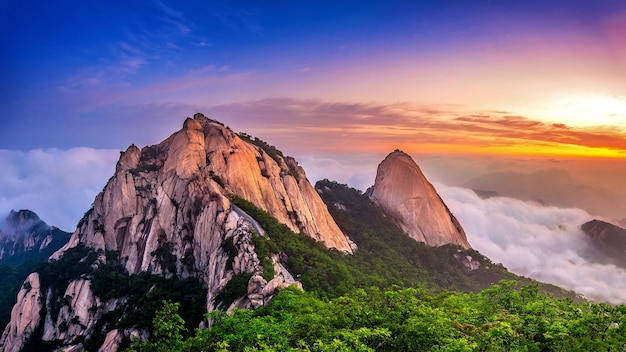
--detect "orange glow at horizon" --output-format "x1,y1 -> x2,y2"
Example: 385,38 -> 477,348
236,99 -> 626,160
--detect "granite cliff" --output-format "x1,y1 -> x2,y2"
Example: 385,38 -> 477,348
367,150 -> 471,249
0,114 -> 352,352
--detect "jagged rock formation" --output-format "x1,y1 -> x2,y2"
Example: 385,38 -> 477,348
0,210 -> 71,265
581,219 -> 626,268
0,114 -> 352,351
367,150 -> 471,249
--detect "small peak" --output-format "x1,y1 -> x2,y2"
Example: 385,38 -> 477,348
183,117 -> 203,130
369,152 -> 471,249
2,209 -> 47,236
386,149 -> 410,159
116,144 -> 141,173
6,209 -> 41,224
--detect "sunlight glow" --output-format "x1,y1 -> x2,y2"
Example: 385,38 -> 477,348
539,93 -> 626,128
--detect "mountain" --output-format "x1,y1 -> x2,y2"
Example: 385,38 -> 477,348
0,210 -> 71,265
366,150 -> 471,249
0,210 -> 71,340
581,219 -> 626,268
1,114 -> 352,352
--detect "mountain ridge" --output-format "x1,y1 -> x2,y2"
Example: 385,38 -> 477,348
2,114 -> 350,351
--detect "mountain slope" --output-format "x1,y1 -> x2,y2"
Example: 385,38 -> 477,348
1,114 -> 350,352
316,179 -> 577,298
367,150 -> 470,249
581,219 -> 626,268
1,115 -> 579,352
0,210 -> 71,331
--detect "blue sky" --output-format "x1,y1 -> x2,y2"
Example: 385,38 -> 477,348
3,0 -> 626,151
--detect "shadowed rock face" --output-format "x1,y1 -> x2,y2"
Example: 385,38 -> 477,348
1,113 -> 351,352
581,219 -> 626,268
0,210 -> 71,265
368,150 -> 471,249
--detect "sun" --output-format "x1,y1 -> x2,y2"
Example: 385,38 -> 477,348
538,93 -> 626,128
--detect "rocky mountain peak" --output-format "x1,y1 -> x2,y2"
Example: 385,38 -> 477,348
1,210 -> 46,236
0,210 -> 70,266
1,114 -> 353,351
367,150 -> 471,249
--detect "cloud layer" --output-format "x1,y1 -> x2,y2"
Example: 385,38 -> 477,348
0,148 -> 119,231
438,185 -> 626,304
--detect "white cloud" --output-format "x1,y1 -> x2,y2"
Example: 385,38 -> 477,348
0,148 -> 119,231
438,184 -> 626,304
296,153 -> 382,191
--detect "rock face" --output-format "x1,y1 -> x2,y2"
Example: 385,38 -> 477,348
367,150 -> 471,249
0,273 -> 43,352
0,210 -> 71,265
581,220 -> 626,268
0,114 -> 352,351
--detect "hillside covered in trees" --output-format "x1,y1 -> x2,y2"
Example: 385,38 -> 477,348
122,181 -> 624,351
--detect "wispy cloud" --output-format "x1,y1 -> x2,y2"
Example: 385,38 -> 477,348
156,0 -> 192,35
205,98 -> 626,157
0,148 -> 119,231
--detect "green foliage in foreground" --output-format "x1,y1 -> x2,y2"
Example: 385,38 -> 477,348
128,282 -> 626,352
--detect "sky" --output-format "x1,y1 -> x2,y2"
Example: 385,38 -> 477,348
2,1 -> 626,301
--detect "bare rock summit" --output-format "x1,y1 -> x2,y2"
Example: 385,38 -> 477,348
367,150 -> 471,249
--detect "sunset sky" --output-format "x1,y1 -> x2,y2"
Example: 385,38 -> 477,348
2,0 -> 626,230
2,0 -> 626,157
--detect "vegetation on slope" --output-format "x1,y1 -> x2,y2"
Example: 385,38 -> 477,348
315,179 -> 577,298
0,260 -> 42,328
129,283 -> 626,351
231,180 -> 576,299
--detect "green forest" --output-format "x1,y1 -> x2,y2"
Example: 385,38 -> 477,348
128,282 -> 626,351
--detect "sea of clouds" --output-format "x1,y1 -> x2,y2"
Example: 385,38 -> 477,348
437,185 -> 626,304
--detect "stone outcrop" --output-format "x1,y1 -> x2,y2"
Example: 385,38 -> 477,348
1,114 -> 350,351
0,273 -> 43,352
581,219 -> 626,268
367,150 -> 471,249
